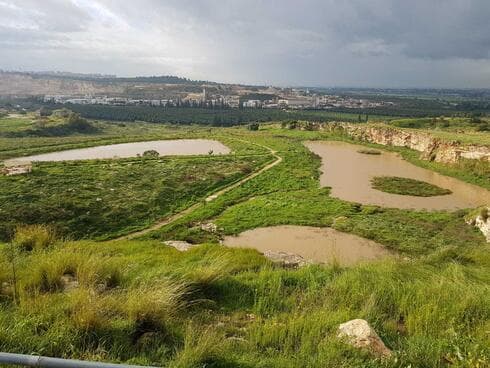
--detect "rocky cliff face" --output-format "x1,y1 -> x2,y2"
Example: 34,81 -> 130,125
322,123 -> 490,164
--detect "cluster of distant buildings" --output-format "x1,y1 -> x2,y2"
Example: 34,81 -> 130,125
43,88 -> 393,110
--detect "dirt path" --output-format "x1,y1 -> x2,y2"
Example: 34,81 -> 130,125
116,140 -> 282,240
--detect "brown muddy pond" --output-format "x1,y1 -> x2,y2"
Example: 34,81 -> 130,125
305,141 -> 490,210
223,225 -> 391,265
5,139 -> 230,164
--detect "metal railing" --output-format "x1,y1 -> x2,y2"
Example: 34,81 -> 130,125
0,352 -> 160,368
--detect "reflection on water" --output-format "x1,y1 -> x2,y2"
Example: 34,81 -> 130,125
5,139 -> 230,164
305,140 -> 490,210
223,225 -> 391,265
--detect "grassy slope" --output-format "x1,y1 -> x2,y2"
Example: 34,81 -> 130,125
0,122 -> 489,367
0,154 -> 271,241
0,238 -> 489,367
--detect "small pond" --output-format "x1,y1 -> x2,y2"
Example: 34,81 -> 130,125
5,139 -> 230,164
305,140 -> 490,210
223,225 -> 391,265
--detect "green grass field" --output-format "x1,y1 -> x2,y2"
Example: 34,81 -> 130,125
1,117 -> 489,367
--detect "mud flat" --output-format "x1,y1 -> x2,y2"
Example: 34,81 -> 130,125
305,140 -> 490,210
4,139 -> 230,164
223,225 -> 391,266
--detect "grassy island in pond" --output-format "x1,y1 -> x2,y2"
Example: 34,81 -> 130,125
371,176 -> 453,197
357,149 -> 381,155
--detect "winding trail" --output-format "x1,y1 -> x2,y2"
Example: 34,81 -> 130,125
116,139 -> 282,240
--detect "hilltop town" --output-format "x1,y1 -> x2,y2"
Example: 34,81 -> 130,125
1,71 -> 393,110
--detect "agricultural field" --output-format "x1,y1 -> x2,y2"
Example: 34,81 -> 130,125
0,114 -> 489,367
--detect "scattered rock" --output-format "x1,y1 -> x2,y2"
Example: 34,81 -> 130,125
164,240 -> 198,251
200,222 -> 218,233
466,207 -> 490,242
263,250 -> 309,268
337,319 -> 392,358
136,332 -> 158,347
95,283 -> 108,293
2,163 -> 32,176
60,273 -> 79,292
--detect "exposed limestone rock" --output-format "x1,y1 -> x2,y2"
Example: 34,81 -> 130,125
263,250 -> 308,268
200,222 -> 218,233
164,240 -> 198,251
338,319 -> 392,358
466,207 -> 490,242
60,273 -> 79,292
2,163 -> 32,176
314,122 -> 490,164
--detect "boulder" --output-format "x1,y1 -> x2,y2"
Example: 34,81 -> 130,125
337,319 -> 392,358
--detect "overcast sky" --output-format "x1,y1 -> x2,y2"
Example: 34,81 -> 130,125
1,0 -> 490,88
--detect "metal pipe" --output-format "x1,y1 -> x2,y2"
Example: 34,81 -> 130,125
0,352 -> 160,368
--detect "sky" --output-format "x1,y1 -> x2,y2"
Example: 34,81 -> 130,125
1,0 -> 490,88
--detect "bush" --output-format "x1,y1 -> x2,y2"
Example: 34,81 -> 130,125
13,225 -> 56,252
480,207 -> 489,221
66,113 -> 95,132
142,150 -> 160,158
39,107 -> 52,117
248,122 -> 260,131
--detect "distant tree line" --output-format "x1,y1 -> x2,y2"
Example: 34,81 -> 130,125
48,104 -> 363,126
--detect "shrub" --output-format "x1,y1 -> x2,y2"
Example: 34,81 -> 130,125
66,113 -> 96,133
142,150 -> 160,158
39,107 -> 52,117
248,122 -> 260,131
480,207 -> 489,221
13,225 -> 56,252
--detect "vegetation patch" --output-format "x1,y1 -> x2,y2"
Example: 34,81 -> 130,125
357,149 -> 381,155
371,176 -> 452,197
0,154 -> 271,240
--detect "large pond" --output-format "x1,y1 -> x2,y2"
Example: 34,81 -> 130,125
305,140 -> 490,210
5,139 -> 230,164
223,225 -> 391,265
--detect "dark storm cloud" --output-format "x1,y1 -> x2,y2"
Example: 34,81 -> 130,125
1,0 -> 489,87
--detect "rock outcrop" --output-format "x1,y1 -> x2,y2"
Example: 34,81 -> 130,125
323,123 -> 490,164
164,240 -> 197,251
466,207 -> 490,242
1,163 -> 32,176
338,319 -> 392,358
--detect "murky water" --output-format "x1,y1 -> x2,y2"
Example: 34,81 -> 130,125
5,139 -> 230,164
305,140 -> 490,210
223,225 -> 391,265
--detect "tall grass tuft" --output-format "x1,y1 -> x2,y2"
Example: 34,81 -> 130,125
169,326 -> 226,368
13,224 -> 56,252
